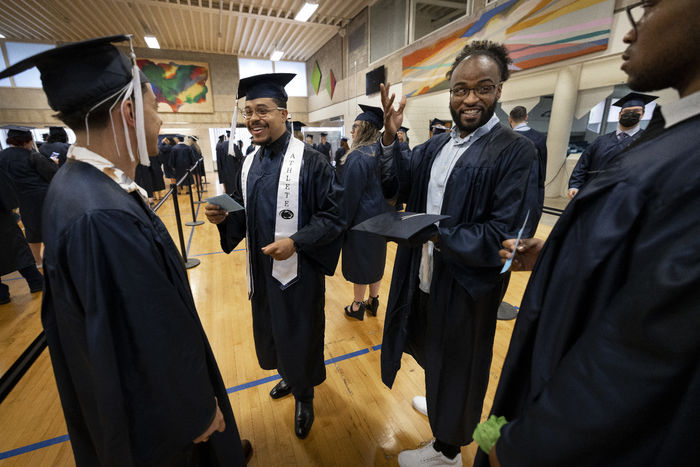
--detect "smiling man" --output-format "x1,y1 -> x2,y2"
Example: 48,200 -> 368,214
205,73 -> 343,440
377,41 -> 541,466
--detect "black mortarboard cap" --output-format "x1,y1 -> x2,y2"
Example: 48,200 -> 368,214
292,121 -> 306,131
2,125 -> 33,139
0,35 -> 147,114
237,73 -> 295,102
352,211 -> 449,247
320,132 -> 328,137
399,126 -> 409,133
356,104 -> 384,129
612,92 -> 658,109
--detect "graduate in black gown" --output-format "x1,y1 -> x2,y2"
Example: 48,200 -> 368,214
0,168 -> 43,304
475,3 -> 700,466
378,41 -> 541,466
316,132 -> 332,162
215,133 -> 229,187
0,126 -> 58,265
158,136 -> 175,183
171,136 -> 197,193
568,92 -> 656,199
339,104 -> 392,320
39,126 -> 71,166
205,73 -> 343,440
334,137 -> 349,168
0,35 -> 250,466
509,105 -> 547,209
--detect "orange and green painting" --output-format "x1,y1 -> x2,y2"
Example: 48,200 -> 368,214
403,0 -> 615,97
137,58 -> 213,113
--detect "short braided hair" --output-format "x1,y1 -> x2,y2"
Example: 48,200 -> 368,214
446,40 -> 512,82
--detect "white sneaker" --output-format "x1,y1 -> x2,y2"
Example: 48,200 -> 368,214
398,440 -> 462,467
412,395 -> 428,416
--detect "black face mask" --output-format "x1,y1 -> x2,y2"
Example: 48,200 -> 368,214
619,112 -> 641,127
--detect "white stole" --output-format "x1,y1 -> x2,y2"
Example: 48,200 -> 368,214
241,136 -> 305,297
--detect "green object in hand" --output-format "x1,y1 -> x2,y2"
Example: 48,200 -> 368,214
473,415 -> 508,454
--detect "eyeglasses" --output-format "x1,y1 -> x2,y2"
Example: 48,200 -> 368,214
449,83 -> 499,99
625,1 -> 647,36
240,106 -> 285,119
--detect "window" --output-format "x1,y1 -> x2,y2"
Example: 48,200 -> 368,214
5,42 -> 55,87
370,0 -> 407,62
237,58 -> 308,97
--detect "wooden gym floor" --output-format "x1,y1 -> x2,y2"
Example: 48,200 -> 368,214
0,174 -> 553,466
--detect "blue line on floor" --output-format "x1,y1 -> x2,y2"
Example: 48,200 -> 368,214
371,344 -> 382,351
0,344 -> 380,460
0,435 -> 70,460
227,373 -> 282,394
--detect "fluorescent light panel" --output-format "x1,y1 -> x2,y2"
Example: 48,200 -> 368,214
0,33 -> 5,39
144,35 -> 160,49
294,2 -> 318,22
270,50 -> 284,61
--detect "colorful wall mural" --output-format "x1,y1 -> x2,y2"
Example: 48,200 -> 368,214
402,0 -> 615,97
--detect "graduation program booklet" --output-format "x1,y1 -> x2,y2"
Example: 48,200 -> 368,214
205,194 -> 244,212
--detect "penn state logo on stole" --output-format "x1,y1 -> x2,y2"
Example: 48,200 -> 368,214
279,209 -> 294,219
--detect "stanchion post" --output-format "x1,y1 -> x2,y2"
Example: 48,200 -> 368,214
194,159 -> 207,204
186,168 -> 204,227
171,183 -> 200,268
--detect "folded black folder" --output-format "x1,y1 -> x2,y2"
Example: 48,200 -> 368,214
351,211 -> 449,247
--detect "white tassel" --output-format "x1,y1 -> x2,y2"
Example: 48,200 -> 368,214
228,98 -> 238,156
127,36 -> 150,167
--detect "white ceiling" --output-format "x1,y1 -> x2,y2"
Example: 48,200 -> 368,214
0,0 -> 376,61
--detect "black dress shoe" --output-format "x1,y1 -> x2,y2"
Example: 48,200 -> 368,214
366,295 -> 379,317
294,400 -> 314,439
344,300 -> 365,321
269,379 -> 292,399
241,439 -> 253,463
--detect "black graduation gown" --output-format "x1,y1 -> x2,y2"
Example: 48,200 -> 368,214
134,163 -> 154,197
339,143 -> 390,284
159,143 -> 175,179
171,143 -> 196,183
0,169 -> 34,275
217,132 -> 343,392
41,160 -> 245,467
475,114 -> 700,467
380,124 -> 541,445
334,146 -> 346,169
215,140 -> 229,188
149,156 -> 166,191
316,142 -> 332,162
0,146 -> 57,242
517,128 -> 547,208
39,141 -> 70,166
568,130 -> 642,189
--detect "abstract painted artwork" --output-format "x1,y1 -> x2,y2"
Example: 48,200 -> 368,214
402,0 -> 615,97
327,69 -> 337,99
137,58 -> 213,113
311,60 -> 322,95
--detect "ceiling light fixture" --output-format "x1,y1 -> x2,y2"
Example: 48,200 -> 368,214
270,50 -> 284,61
144,35 -> 160,49
294,1 -> 319,22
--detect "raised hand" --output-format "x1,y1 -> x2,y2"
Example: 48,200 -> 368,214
380,82 -> 407,146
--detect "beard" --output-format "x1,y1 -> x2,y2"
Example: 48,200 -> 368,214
450,99 -> 497,136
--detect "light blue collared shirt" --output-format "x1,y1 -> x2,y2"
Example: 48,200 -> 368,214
419,114 -> 500,292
